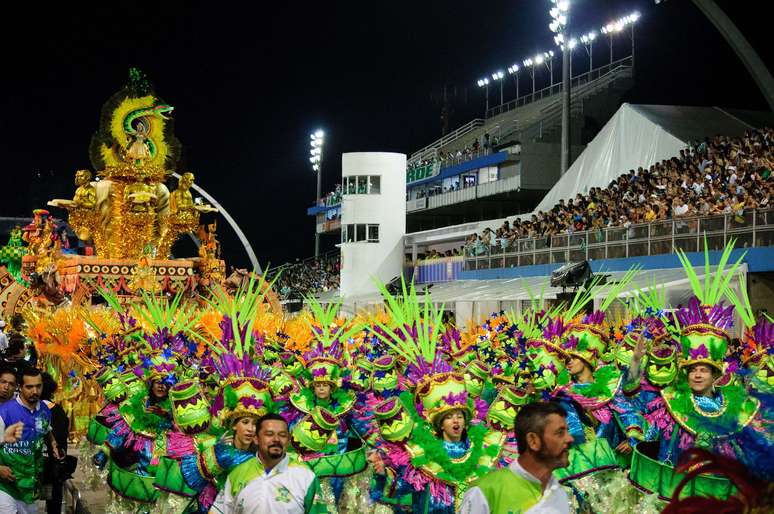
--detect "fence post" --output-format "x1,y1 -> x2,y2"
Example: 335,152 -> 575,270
723,215 -> 728,246
671,220 -> 676,253
696,216 -> 701,252
647,223 -> 651,256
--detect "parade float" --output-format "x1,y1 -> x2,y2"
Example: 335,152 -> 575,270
0,69 -> 280,437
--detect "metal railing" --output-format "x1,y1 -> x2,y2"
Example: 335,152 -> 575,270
407,174 -> 522,212
462,209 -> 774,271
486,56 -> 633,119
408,119 -> 485,165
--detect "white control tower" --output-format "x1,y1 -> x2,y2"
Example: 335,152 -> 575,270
339,152 -> 406,300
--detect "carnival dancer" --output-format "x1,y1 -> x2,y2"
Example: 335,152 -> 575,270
724,273 -> 774,397
210,413 -> 327,514
181,279 -> 281,513
630,241 -> 774,505
460,401 -> 574,514
367,280 -> 506,514
282,298 -> 373,513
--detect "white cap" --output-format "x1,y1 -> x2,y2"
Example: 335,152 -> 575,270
0,320 -> 5,329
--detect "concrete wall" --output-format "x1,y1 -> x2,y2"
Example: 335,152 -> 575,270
748,272 -> 774,316
340,152 -> 407,298
519,141 -> 585,190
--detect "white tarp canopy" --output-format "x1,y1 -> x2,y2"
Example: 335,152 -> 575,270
534,103 -> 757,213
534,103 -> 685,212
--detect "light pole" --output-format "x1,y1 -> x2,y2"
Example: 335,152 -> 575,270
522,58 -> 535,96
550,0 -> 571,175
477,78 -> 490,115
580,31 -> 596,72
491,71 -> 505,107
310,129 -> 324,257
507,64 -> 520,101
629,12 -> 639,70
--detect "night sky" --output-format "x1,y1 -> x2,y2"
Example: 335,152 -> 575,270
0,1 -> 770,269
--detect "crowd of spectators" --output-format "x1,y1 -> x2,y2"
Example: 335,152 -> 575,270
316,185 -> 342,207
414,247 -> 465,261
465,128 -> 774,255
272,253 -> 341,298
407,133 -> 501,173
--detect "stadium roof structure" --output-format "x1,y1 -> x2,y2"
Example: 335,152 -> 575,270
534,103 -> 774,212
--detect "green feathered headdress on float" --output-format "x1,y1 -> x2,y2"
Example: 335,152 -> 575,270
89,68 -> 181,171
674,238 -> 746,375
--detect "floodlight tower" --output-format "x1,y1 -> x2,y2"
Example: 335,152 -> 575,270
477,78 -> 490,115
549,0 -> 571,175
507,64 -> 520,100
522,58 -> 536,95
491,71 -> 505,107
580,31 -> 597,72
310,129 -> 325,257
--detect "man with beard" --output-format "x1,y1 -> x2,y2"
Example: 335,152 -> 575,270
459,402 -> 573,514
210,413 -> 327,514
0,368 -> 62,514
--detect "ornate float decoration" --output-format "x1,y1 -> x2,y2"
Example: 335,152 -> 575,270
40,68 -> 220,301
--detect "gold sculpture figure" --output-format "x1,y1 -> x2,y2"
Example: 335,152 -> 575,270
48,170 -> 98,241
72,170 -> 96,208
125,180 -> 158,213
170,172 -> 195,214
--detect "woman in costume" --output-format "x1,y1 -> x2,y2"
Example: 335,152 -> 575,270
368,280 -> 507,514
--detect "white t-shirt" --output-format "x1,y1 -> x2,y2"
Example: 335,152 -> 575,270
210,454 -> 318,514
674,204 -> 689,216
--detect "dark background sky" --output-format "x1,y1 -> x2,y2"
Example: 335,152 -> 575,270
0,1 -> 770,269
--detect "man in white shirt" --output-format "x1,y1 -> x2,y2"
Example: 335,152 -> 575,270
459,402 -> 573,514
210,413 -> 326,514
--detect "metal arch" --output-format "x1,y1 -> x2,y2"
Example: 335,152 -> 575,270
171,172 -> 261,274
692,0 -> 774,112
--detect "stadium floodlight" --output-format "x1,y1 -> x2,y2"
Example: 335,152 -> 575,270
568,38 -> 577,49
477,78 -> 491,114
507,64 -> 521,99
535,54 -> 544,65
580,31 -> 597,71
549,0 -> 570,34
491,71 -> 505,105
310,129 -> 326,256
600,11 -> 640,64
523,58 -> 533,67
